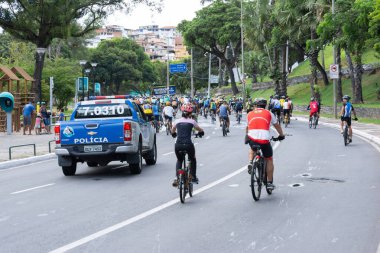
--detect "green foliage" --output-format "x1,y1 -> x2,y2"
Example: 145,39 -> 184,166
369,0 -> 380,54
91,38 -> 157,94
42,58 -> 80,109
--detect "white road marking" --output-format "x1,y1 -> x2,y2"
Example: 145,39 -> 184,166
228,184 -> 239,188
376,242 -> 380,253
49,142 -> 281,253
162,152 -> 174,156
0,159 -> 54,173
206,136 -> 210,140
10,183 -> 55,195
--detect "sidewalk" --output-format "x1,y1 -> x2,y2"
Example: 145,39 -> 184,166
0,131 -> 55,163
294,115 -> 380,148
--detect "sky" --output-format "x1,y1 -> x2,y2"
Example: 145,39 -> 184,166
106,0 -> 207,29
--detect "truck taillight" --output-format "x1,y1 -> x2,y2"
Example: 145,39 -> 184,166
55,125 -> 61,144
124,122 -> 132,141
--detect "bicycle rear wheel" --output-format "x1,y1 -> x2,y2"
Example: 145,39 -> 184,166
263,165 -> 272,195
222,120 -> 227,136
309,117 -> 312,128
343,125 -> 349,146
250,161 -> 262,201
179,174 -> 186,203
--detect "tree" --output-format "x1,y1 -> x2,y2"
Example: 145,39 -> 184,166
0,0 -> 161,102
369,0 -> 380,55
91,38 -> 156,94
178,0 -> 242,95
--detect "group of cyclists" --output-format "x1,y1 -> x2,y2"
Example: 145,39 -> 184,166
131,91 -> 358,194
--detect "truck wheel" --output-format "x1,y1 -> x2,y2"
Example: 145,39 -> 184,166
87,162 -> 98,167
130,143 -> 142,174
62,162 -> 77,176
145,141 -> 157,165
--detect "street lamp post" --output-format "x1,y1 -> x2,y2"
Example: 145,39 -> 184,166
332,0 -> 337,119
91,63 -> 98,97
207,52 -> 212,98
36,47 -> 47,104
79,60 -> 87,101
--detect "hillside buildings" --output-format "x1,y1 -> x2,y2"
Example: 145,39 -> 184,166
86,25 -> 189,61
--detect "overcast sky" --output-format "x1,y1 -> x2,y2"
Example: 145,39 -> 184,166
106,0 -> 207,29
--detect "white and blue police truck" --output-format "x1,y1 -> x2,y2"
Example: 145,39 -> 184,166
54,96 -> 157,176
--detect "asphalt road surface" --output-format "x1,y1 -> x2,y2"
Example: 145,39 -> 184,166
0,115 -> 379,253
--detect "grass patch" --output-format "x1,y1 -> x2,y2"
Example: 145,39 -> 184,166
292,111 -> 380,125
251,71 -> 380,108
289,46 -> 379,78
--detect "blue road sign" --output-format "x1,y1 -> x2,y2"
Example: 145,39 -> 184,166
94,83 -> 101,94
169,63 -> 187,73
153,86 -> 176,96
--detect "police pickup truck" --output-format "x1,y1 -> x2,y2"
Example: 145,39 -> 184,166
54,96 -> 157,176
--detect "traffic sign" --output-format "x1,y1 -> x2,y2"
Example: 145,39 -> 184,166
153,86 -> 176,96
169,63 -> 187,73
329,64 -> 339,79
94,83 -> 101,95
77,77 -> 89,92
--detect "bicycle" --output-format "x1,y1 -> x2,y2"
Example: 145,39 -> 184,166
221,117 -> 228,137
342,117 -> 358,146
165,121 -> 172,136
210,111 -> 216,124
309,113 -> 318,129
250,137 -> 279,201
175,133 -> 203,203
284,113 -> 289,128
236,111 -> 242,124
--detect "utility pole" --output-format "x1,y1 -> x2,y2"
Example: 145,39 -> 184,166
166,54 -> 170,96
191,48 -> 194,98
332,0 -> 337,118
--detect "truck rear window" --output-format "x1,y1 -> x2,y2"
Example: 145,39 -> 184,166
74,103 -> 132,119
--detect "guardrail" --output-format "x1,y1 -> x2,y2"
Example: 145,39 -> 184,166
48,140 -> 55,153
9,144 -> 36,160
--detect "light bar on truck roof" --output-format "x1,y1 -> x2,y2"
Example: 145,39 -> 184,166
89,95 -> 133,100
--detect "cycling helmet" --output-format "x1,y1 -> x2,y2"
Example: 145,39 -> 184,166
310,97 -> 315,101
342,95 -> 350,101
255,98 -> 267,108
181,104 -> 193,114
274,95 -> 279,99
166,101 -> 171,106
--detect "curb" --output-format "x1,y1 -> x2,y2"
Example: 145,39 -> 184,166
0,153 -> 56,170
295,116 -> 380,147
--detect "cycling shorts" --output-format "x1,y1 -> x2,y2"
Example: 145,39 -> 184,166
164,115 -> 173,122
248,140 -> 273,159
341,116 -> 352,126
310,111 -> 318,117
283,109 -> 290,116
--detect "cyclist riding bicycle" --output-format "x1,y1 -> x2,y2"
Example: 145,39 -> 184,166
163,101 -> 174,130
307,97 -> 320,121
270,95 -> 281,121
217,101 -> 231,132
340,95 -> 358,142
171,104 -> 204,187
283,98 -> 291,122
245,98 -> 285,190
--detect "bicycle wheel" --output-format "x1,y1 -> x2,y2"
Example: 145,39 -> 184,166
179,174 -> 186,203
166,124 -> 170,135
222,121 -> 227,136
284,115 -> 288,128
250,161 -> 262,201
343,125 -> 349,146
238,114 -> 241,124
309,117 -> 312,128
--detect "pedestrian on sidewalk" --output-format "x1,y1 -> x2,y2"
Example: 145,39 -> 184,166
22,101 -> 35,135
39,102 -> 51,134
58,108 -> 65,121
35,113 -> 42,135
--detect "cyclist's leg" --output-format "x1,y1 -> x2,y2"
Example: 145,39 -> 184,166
261,143 -> 274,182
226,116 -> 230,130
340,116 -> 344,133
347,117 -> 353,138
187,144 -> 197,180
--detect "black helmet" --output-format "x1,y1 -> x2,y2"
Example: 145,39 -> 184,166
342,95 -> 350,101
254,98 -> 267,108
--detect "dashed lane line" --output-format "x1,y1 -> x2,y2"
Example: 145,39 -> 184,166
48,141 -> 280,253
10,183 -> 55,195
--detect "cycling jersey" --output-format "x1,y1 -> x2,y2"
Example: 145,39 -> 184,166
247,108 -> 277,144
342,102 -> 353,118
163,106 -> 174,117
143,104 -> 153,115
173,118 -> 199,144
152,105 -> 160,116
236,102 -> 243,111
283,102 -> 290,110
279,99 -> 285,107
210,102 -> 217,110
219,105 -> 229,117
309,101 -> 319,113
271,99 -> 281,109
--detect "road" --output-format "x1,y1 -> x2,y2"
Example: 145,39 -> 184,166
0,115 -> 379,253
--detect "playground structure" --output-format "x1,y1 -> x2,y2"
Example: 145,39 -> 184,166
0,66 -> 35,133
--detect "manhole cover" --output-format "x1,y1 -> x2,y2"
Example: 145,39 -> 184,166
306,177 -> 345,183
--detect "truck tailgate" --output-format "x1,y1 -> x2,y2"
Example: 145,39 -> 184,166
60,119 -> 124,145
